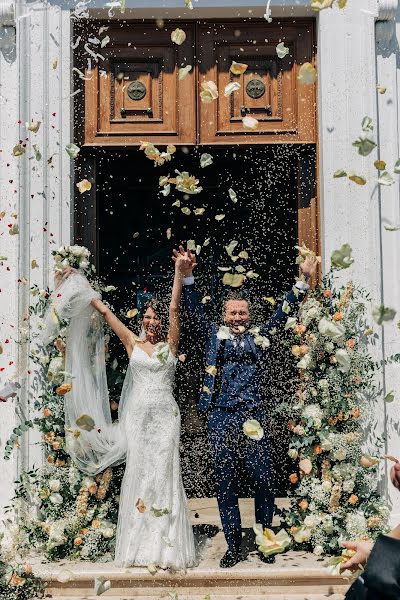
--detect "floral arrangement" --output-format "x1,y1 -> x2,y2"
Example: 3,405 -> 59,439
51,244 -> 94,274
0,533 -> 45,599
7,246 -> 124,562
277,256 -> 392,556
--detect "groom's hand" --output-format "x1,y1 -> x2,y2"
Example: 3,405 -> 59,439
299,255 -> 318,279
172,245 -> 197,277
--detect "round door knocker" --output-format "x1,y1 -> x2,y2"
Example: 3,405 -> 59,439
127,80 -> 147,101
246,79 -> 265,99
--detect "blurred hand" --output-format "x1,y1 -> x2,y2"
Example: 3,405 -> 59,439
340,540 -> 373,572
390,462 -> 400,490
172,245 -> 197,277
299,255 -> 318,278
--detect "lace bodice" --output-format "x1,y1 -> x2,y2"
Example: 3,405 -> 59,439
129,344 -> 177,391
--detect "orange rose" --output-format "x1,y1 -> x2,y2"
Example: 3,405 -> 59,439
329,355 -> 337,364
24,564 -> 33,575
43,407 -> 52,418
348,495 -> 358,505
323,290 -> 332,298
352,375 -> 362,385
299,345 -> 309,355
346,339 -> 356,349
289,473 -> 298,484
295,324 -> 306,335
333,311 -> 343,321
55,458 -> 65,467
287,420 -> 296,431
56,383 -> 72,396
337,410 -> 344,421
44,432 -> 55,443
91,519 -> 101,529
328,417 -> 337,426
74,537 -> 83,546
290,526 -> 299,535
352,407 -> 361,419
47,455 -> 55,464
298,500 -> 308,510
313,445 -> 322,455
9,573 -> 26,587
80,528 -> 89,535
52,441 -> 60,451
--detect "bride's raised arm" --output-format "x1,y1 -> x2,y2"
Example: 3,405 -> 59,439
168,252 -> 192,356
90,298 -> 135,357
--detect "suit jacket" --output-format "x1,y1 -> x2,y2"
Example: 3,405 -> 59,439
182,283 -> 307,413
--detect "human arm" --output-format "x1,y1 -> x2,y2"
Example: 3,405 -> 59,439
168,252 -> 193,355
260,255 -> 318,335
90,298 -> 135,356
172,246 -> 211,340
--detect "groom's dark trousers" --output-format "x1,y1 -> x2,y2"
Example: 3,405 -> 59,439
183,281 -> 307,553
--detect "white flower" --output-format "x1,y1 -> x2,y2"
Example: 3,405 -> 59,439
293,425 -> 305,436
243,419 -> 264,441
154,342 -> 170,364
101,528 -> 114,539
299,299 -> 322,327
217,325 -> 232,340
293,526 -> 313,543
47,356 -> 65,383
49,479 -> 61,492
324,341 -> 335,352
304,515 -> 321,528
313,545 -> 324,556
253,335 -> 270,349
321,480 -> 332,492
318,378 -> 329,390
318,317 -> 346,341
57,246 -> 66,255
333,448 -> 347,461
302,404 -> 323,421
343,479 -> 355,493
49,493 -> 63,505
335,348 -> 351,373
288,448 -> 298,459
345,512 -> 367,537
79,259 -> 89,270
69,245 -> 84,257
297,353 -> 314,370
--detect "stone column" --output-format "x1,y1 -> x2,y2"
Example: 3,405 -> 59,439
0,0 -> 73,517
375,0 -> 400,524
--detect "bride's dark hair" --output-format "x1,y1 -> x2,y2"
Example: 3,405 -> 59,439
140,298 -> 169,338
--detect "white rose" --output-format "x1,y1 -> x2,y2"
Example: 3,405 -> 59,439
318,317 -> 345,341
57,246 -> 66,255
79,259 -> 89,270
243,419 -> 264,441
314,418 -> 322,429
293,526 -> 313,543
49,493 -> 63,505
333,448 -> 347,461
49,479 -> 61,492
343,479 -> 355,493
319,435 -> 333,451
304,515 -> 321,528
288,448 -> 298,459
321,480 -> 332,492
318,379 -> 329,390
297,353 -> 314,370
101,528 -> 114,539
335,349 -> 351,373
293,425 -> 305,436
40,355 -> 50,365
324,341 -> 334,352
313,545 -> 324,556
322,516 -> 334,534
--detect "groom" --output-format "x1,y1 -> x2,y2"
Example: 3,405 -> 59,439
174,247 -> 317,568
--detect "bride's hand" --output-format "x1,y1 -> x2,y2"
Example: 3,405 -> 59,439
172,245 -> 197,277
54,266 -> 75,288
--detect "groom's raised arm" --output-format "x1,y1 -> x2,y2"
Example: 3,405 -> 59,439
260,254 -> 318,335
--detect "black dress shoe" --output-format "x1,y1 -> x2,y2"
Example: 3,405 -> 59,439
258,552 -> 276,564
220,549 -> 244,568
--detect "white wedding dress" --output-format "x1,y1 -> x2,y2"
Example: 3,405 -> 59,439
42,273 -> 198,570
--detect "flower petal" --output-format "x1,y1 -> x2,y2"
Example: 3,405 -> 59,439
230,61 -> 248,75
224,81 -> 241,97
171,28 -> 186,45
298,62 -> 317,85
276,42 -> 289,59
178,65 -> 192,80
242,116 -> 259,130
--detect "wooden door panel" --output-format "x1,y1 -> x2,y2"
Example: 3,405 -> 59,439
198,22 -> 315,144
83,23 -> 195,146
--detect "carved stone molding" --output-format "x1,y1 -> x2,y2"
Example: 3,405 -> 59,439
0,1 -> 15,26
377,0 -> 398,21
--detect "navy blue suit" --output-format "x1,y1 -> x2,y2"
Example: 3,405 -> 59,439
183,283 -> 307,552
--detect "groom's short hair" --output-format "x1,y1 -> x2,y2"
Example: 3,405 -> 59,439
222,291 -> 251,314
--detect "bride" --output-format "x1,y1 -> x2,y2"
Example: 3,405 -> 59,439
45,251 -> 198,570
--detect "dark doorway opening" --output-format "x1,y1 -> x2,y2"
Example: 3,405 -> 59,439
76,144 -> 316,497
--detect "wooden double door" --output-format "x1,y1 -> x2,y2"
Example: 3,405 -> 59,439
77,20 -> 316,147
